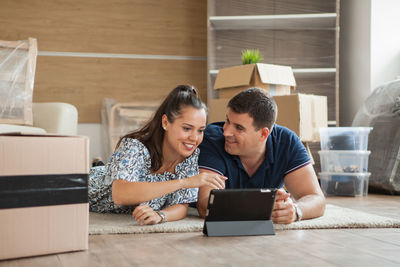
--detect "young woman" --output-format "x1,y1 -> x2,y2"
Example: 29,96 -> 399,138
89,85 -> 227,225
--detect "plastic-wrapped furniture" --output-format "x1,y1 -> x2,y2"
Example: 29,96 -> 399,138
102,98 -> 158,157
0,102 -> 78,135
0,38 -> 37,125
352,79 -> 400,194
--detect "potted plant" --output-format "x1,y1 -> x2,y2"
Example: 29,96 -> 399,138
241,49 -> 263,65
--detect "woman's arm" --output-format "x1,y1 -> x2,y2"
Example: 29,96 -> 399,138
132,203 -> 188,225
112,172 -> 227,206
161,203 -> 188,222
112,179 -> 186,205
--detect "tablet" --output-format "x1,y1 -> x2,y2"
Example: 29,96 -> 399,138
204,188 -> 277,222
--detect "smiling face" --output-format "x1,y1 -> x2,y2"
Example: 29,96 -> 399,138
162,106 -> 207,160
223,108 -> 269,158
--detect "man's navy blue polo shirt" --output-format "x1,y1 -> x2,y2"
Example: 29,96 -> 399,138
198,122 -> 311,189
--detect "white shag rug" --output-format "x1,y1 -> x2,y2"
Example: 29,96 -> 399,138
89,204 -> 400,235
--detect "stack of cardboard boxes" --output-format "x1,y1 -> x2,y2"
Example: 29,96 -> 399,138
208,63 -> 328,160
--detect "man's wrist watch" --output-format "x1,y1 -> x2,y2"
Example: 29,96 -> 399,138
293,203 -> 303,222
156,210 -> 166,223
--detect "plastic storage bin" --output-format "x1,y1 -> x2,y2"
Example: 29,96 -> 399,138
319,172 -> 371,196
318,150 -> 371,173
319,127 -> 372,151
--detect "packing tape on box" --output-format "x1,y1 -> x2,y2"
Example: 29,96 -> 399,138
0,174 -> 88,209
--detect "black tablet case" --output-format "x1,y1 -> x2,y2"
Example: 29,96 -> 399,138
203,188 -> 277,236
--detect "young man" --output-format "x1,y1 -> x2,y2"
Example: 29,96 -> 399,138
197,88 -> 325,224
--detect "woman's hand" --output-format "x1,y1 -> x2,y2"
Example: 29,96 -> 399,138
182,172 -> 227,189
132,204 -> 163,225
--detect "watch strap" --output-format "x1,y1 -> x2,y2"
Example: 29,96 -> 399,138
294,203 -> 302,222
156,210 -> 166,223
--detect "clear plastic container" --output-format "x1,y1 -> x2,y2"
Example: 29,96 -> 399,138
319,127 -> 373,151
318,150 -> 371,173
319,172 -> 371,197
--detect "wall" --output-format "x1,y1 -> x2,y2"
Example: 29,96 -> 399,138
339,0 -> 400,126
370,0 -> 400,90
339,0 -> 371,126
78,123 -> 105,161
0,0 -> 207,161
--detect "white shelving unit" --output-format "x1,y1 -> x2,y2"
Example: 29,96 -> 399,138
209,13 -> 337,30
207,0 -> 340,173
210,68 -> 336,78
207,0 -> 340,125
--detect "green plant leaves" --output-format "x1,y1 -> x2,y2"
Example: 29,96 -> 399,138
241,49 -> 263,65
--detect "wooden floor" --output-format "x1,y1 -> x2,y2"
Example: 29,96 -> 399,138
1,194 -> 400,267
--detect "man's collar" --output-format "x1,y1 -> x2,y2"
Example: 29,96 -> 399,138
233,138 -> 274,171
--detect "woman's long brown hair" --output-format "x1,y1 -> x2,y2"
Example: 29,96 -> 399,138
115,85 -> 206,172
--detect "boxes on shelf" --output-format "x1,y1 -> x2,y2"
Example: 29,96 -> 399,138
318,127 -> 373,197
0,133 -> 89,260
318,150 -> 371,173
208,98 -> 229,123
274,94 -> 328,142
319,172 -> 371,197
319,127 -> 373,151
214,63 -> 296,98
208,94 -> 328,144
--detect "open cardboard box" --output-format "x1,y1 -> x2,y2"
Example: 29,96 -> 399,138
0,133 -> 89,260
214,63 -> 296,98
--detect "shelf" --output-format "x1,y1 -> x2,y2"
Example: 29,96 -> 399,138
209,13 -> 337,30
210,68 -> 336,78
292,68 -> 336,78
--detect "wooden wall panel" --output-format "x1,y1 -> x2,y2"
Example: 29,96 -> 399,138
0,0 -> 206,56
33,56 -> 206,123
0,1 -> 207,122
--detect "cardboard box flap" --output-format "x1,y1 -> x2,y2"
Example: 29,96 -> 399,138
214,64 -> 256,90
256,63 -> 296,89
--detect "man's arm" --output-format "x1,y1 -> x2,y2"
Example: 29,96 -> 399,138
197,168 -> 224,218
272,164 -> 325,224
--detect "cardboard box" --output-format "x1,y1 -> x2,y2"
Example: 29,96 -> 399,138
274,94 -> 328,142
302,142 -> 315,165
209,98 -> 230,123
214,63 -> 296,98
0,134 -> 89,260
208,94 -> 327,142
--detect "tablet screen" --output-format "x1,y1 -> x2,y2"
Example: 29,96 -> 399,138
205,188 -> 277,221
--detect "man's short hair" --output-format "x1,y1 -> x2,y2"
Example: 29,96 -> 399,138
227,88 -> 277,130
